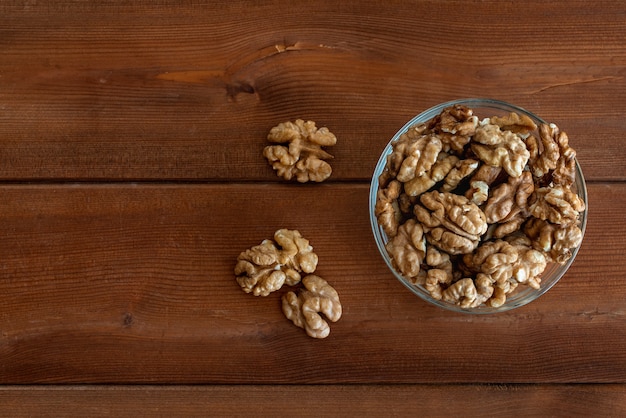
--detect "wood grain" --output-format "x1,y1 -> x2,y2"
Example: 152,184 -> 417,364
0,183 -> 623,384
1,384 -> 625,417
1,0 -> 625,409
1,0 -> 624,181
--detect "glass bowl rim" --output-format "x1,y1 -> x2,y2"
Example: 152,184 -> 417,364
369,98 -> 588,314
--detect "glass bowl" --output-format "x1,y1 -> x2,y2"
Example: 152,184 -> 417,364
369,98 -> 588,313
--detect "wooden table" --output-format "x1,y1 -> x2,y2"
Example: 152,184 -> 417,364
1,0 -> 625,415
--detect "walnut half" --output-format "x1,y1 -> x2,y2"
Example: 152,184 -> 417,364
263,119 -> 337,182
282,275 -> 342,339
414,191 -> 488,255
235,229 -> 318,296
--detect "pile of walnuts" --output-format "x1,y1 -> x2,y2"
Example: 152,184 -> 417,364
375,104 -> 585,309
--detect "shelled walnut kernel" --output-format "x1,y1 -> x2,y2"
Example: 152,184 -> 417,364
375,105 -> 585,308
235,229 -> 318,297
263,119 -> 337,182
282,275 -> 342,339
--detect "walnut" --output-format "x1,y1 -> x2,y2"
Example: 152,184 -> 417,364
487,279 -> 517,308
235,229 -> 318,296
471,123 -> 530,178
374,180 -> 402,237
529,185 -> 586,225
424,227 -> 477,257
463,241 -> 519,307
396,135 -> 443,183
551,126 -> 577,187
429,104 -> 479,153
475,239 -> 545,289
466,180 -> 490,206
470,162 -> 504,185
484,171 -> 534,224
424,269 -> 450,300
274,229 -> 319,273
263,119 -> 336,182
483,171 -> 534,238
525,133 -> 540,170
490,112 -> 537,134
282,275 -> 342,339
378,151 -> 405,190
442,278 -> 479,309
235,239 -> 287,296
464,240 -> 519,281
527,124 -> 560,178
441,158 -> 480,192
524,217 -> 583,264
474,273 -> 496,307
425,244 -> 453,271
509,243 -> 547,290
385,219 -> 426,280
378,123 -> 430,188
464,164 -> 503,205
397,192 -> 418,216
462,239 -> 547,305
414,191 -> 488,255
404,152 -> 459,196
422,246 -> 454,300
526,122 -> 578,187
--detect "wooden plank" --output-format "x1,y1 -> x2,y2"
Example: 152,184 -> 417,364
0,0 -> 624,181
0,182 -> 623,384
0,384 -> 625,417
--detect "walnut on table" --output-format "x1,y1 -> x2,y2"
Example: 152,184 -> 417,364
395,135 -> 443,183
235,229 -> 318,296
471,123 -> 530,178
236,230 -> 343,338
273,229 -> 319,272
282,275 -> 342,339
263,119 -> 337,182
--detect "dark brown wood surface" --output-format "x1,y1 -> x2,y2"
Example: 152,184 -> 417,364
1,385 -> 626,417
1,0 -> 625,415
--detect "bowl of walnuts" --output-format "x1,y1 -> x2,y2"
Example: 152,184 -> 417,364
370,98 -> 587,313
